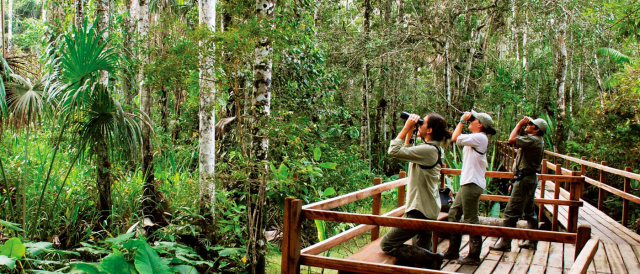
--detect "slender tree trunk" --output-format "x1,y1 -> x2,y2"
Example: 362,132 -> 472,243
75,0 -> 83,29
96,0 -> 111,85
553,13 -> 568,153
123,0 -> 138,106
137,0 -> 160,223
7,0 -> 11,53
96,138 -> 112,223
248,1 -> 274,273
360,0 -> 371,161
592,53 -> 605,108
198,0 -> 217,234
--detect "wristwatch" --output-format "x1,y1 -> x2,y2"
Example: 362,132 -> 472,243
460,118 -> 466,124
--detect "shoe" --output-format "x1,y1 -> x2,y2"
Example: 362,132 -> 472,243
518,217 -> 539,250
457,235 -> 482,265
393,245 -> 444,270
490,237 -> 512,252
442,233 -> 461,260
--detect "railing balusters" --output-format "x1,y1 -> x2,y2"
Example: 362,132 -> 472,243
553,164 -> 561,231
623,167 -> 631,227
371,177 -> 382,242
398,171 -> 406,208
598,161 -> 607,211
540,159 -> 548,224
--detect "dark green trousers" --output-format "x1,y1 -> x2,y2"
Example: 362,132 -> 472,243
448,183 -> 484,225
504,175 -> 538,224
380,210 -> 433,254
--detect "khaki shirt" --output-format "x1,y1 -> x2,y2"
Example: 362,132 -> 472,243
512,134 -> 545,174
388,139 -> 442,219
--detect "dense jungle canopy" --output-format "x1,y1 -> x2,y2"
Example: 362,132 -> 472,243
0,0 -> 639,273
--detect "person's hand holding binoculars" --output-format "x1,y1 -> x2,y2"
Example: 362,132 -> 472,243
402,113 -> 422,131
460,112 -> 473,123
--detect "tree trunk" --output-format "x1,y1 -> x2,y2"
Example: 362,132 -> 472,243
248,1 -> 275,273
7,0 -> 12,53
75,0 -> 83,29
96,0 -> 110,85
553,13 -> 568,154
198,0 -> 217,234
123,0 -> 138,106
137,0 -> 160,224
160,85 -> 168,132
96,137 -> 112,223
360,0 -> 371,161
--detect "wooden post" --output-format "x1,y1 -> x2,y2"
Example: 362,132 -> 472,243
439,164 -> 446,188
539,159 -> 548,224
580,156 -> 586,176
371,177 -> 382,242
552,164 -> 561,231
565,153 -> 572,189
398,171 -> 406,208
567,171 -> 581,233
282,198 -> 303,274
575,225 -> 592,260
554,150 -> 558,166
598,161 -> 607,211
623,167 -> 631,227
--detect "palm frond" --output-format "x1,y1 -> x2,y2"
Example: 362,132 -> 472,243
5,74 -> 45,130
596,48 -> 632,66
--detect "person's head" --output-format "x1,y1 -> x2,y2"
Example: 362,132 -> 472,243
419,113 -> 452,142
526,118 -> 547,136
469,110 -> 497,135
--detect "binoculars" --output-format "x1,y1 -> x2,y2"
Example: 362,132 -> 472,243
400,111 -> 424,126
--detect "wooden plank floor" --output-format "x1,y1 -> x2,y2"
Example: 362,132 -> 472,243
431,238 -> 640,274
535,180 -> 640,245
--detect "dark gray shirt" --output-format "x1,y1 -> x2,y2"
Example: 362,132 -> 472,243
512,134 -> 545,174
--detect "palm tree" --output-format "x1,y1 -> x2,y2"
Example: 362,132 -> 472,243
46,20 -> 143,223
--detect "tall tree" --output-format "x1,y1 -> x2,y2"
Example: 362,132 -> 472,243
198,0 -> 217,231
360,0 -> 371,161
96,0 -> 111,85
247,1 -> 274,272
554,8 -> 568,153
75,0 -> 84,29
7,0 -> 12,53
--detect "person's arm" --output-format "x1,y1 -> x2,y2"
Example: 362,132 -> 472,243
452,112 -> 472,142
389,114 -> 436,163
508,116 -> 530,145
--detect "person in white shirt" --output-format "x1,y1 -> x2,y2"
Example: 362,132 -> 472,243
443,110 -> 496,265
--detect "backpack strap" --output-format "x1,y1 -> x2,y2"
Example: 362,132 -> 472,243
472,147 -> 486,155
417,141 -> 442,170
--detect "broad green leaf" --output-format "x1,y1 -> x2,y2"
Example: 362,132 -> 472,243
134,243 -> 172,274
123,239 -> 146,250
172,265 -> 197,274
72,263 -> 102,274
277,163 -> 289,179
0,219 -> 23,232
0,237 -> 26,259
0,255 -> 16,268
313,147 -> 321,161
104,232 -> 135,246
219,247 -> 244,257
318,162 -> 337,169
24,242 -> 54,256
489,203 -> 501,218
100,249 -> 130,274
322,187 -> 336,197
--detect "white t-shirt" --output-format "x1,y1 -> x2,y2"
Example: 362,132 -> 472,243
456,133 -> 488,189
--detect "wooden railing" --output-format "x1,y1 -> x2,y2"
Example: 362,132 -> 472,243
497,141 -> 640,227
281,170 -> 597,274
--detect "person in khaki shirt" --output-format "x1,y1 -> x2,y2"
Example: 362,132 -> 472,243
380,112 -> 451,269
490,116 -> 547,252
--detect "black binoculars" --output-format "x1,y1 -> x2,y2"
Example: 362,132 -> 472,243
400,111 -> 424,126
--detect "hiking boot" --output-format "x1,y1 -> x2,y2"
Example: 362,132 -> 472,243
519,217 -> 539,250
442,233 -> 461,260
393,245 -> 444,270
490,237 -> 512,252
457,235 -> 482,265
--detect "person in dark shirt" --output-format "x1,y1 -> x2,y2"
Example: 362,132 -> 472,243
490,116 -> 548,252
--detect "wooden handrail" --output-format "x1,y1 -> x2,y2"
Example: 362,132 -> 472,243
300,255 -> 456,274
441,168 -> 584,182
480,194 -> 584,206
568,236 -> 600,274
545,150 -> 640,181
303,178 -> 407,210
301,206 -> 406,256
302,209 -> 577,244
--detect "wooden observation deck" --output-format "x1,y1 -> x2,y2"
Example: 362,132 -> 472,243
280,143 -> 640,273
